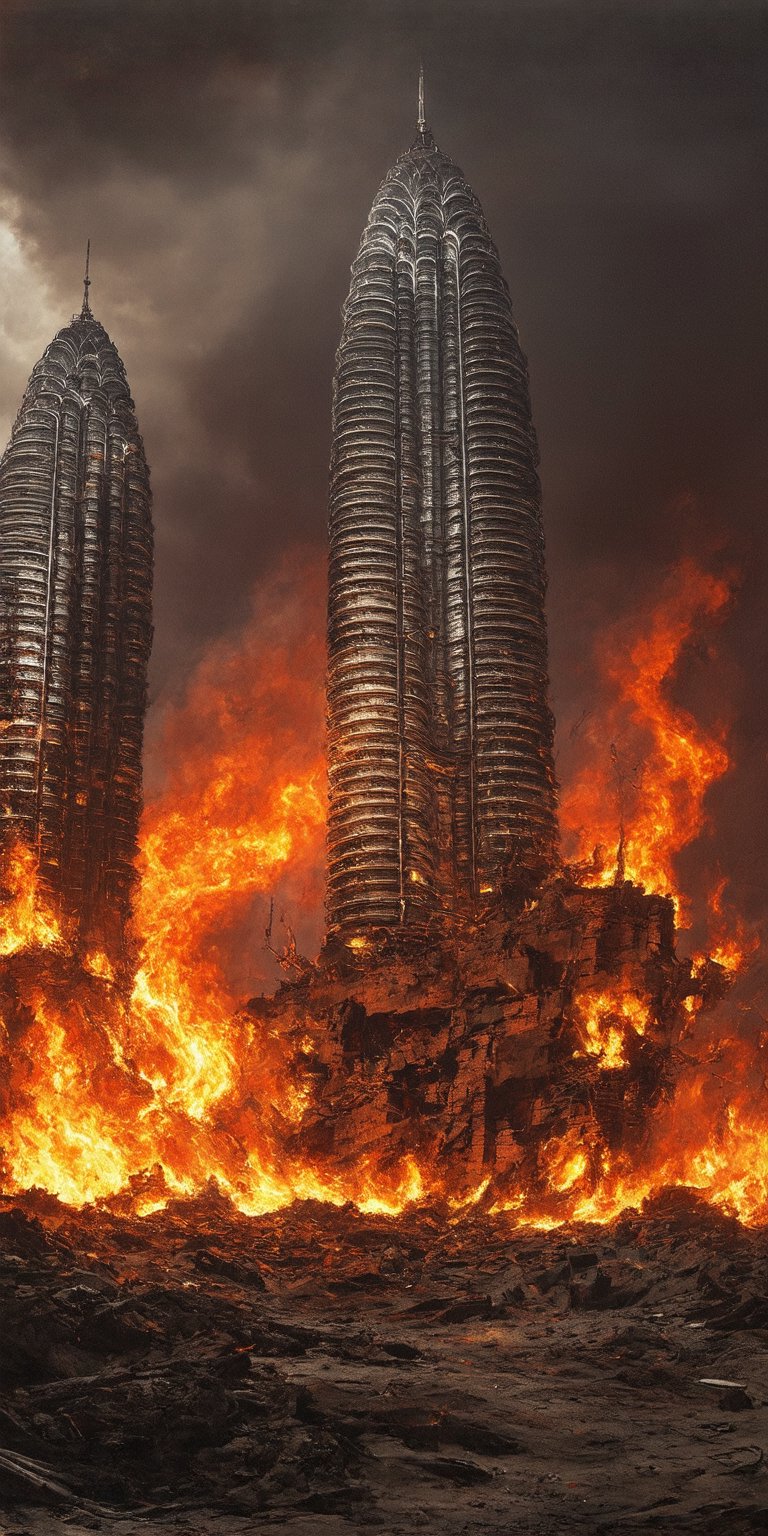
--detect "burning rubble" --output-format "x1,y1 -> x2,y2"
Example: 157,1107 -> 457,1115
0,553 -> 765,1231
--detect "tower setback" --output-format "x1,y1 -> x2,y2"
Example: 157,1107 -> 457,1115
0,266 -> 153,946
326,96 -> 558,935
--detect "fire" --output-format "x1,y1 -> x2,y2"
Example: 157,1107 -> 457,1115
542,1135 -> 592,1193
560,558 -> 733,918
124,559 -> 328,1139
0,553 -> 767,1230
488,1023 -> 768,1229
0,842 -> 62,957
575,987 -> 650,1071
84,950 -> 116,982
0,561 -> 431,1219
692,876 -> 759,978
290,1155 -> 426,1217
0,562 -> 329,1211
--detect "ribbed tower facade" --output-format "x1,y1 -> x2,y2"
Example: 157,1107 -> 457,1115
327,99 -> 558,934
0,273 -> 153,946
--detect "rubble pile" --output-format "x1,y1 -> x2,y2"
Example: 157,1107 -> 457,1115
254,876 -> 712,1198
0,1189 -> 766,1533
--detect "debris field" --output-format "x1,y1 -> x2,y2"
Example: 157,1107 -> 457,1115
0,1188 -> 766,1535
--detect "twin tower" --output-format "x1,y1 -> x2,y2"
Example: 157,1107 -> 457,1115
0,92 -> 557,949
327,96 -> 558,935
0,256 -> 152,947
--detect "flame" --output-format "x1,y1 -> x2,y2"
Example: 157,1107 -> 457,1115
84,950 -> 116,983
487,1024 -> 768,1229
1,553 -> 767,1231
575,987 -> 650,1071
0,842 -> 62,956
560,558 -> 732,918
692,876 -> 759,978
0,562 -> 430,1219
124,559 -> 328,1142
542,1134 -> 592,1193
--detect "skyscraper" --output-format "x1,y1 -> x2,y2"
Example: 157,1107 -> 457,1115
0,254 -> 153,947
327,82 -> 558,935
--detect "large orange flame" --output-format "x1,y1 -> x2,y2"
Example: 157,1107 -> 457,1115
0,842 -> 62,957
560,558 -> 733,919
1,560 -> 328,1210
574,986 -> 650,1072
0,553 -> 766,1227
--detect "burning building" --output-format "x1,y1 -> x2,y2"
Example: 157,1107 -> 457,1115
326,76 -> 558,935
0,90 -> 744,1235
0,253 -> 153,948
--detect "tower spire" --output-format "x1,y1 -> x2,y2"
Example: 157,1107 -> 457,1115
418,63 -> 426,134
81,239 -> 92,318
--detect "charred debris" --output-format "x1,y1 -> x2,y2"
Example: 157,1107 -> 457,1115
255,871 -> 729,1203
0,1188 -> 765,1531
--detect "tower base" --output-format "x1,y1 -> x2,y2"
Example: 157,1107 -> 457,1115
247,876 -> 722,1206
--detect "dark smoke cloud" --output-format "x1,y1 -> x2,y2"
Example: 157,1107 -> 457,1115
0,0 -> 766,929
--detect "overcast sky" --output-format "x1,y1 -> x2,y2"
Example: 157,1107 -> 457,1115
0,0 -> 765,924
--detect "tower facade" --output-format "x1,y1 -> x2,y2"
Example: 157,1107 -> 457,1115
326,99 -> 558,934
0,270 -> 153,946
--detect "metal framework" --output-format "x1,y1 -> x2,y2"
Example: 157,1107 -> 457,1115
327,94 -> 558,934
0,265 -> 153,946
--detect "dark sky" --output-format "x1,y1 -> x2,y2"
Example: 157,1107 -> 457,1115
0,0 -> 766,922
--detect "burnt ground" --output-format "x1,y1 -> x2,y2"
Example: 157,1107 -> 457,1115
0,1190 -> 766,1535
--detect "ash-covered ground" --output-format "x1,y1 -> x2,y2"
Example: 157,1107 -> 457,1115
0,1191 -> 766,1535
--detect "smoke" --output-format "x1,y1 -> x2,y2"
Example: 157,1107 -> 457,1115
0,0 -> 765,927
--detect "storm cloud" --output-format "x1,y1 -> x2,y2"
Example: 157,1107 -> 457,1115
0,0 -> 765,929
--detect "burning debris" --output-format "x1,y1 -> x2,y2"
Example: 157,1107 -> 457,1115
275,876 -> 692,1202
0,842 -> 763,1227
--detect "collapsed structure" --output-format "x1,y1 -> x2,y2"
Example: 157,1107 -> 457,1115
0,254 -> 153,948
327,77 -> 558,936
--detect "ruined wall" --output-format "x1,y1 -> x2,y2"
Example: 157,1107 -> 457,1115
249,880 -> 705,1199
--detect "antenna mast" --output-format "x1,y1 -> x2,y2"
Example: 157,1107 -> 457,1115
81,239 -> 92,317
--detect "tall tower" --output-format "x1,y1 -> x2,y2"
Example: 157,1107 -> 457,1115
0,253 -> 153,947
327,83 -> 558,935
